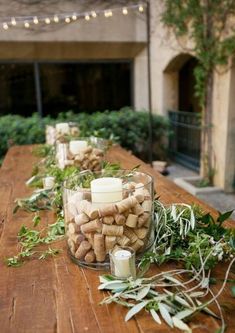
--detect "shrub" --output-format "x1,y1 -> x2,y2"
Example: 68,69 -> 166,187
0,108 -> 170,163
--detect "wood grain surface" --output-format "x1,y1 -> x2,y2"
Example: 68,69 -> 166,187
0,145 -> 234,333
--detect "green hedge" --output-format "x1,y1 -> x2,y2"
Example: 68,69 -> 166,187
0,108 -> 170,163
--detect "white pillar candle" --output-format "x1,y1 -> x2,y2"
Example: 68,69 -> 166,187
56,123 -> 70,135
69,140 -> 88,155
90,177 -> 123,204
45,125 -> 56,145
43,176 -> 55,190
113,250 -> 132,278
56,143 -> 67,169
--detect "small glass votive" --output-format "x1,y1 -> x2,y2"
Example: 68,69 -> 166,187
109,246 -> 136,279
43,176 -> 55,190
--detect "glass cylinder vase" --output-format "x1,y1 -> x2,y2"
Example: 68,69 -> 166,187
63,170 -> 154,269
56,137 -> 107,171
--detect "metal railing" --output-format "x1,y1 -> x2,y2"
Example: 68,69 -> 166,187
168,110 -> 202,171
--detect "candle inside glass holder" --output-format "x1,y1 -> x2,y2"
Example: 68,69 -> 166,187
110,246 -> 136,279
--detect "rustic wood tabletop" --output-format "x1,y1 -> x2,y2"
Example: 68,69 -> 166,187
0,145 -> 234,333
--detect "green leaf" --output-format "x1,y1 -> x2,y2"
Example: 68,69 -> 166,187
174,309 -> 194,320
231,285 -> 235,297
33,214 -> 41,227
172,317 -> 192,332
150,308 -> 161,324
136,286 -> 151,301
217,210 -> 234,224
98,281 -> 127,291
158,303 -> 173,327
125,300 -> 149,321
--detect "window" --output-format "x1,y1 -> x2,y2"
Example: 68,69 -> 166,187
0,63 -> 36,116
0,61 -> 132,117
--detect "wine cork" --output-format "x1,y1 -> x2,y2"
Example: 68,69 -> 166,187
94,233 -> 106,262
115,196 -> 138,213
125,214 -> 138,228
84,233 -> 94,248
138,212 -> 150,227
68,222 -> 80,234
131,239 -> 144,252
84,250 -> 96,263
93,148 -> 103,156
94,164 -> 101,171
132,203 -> 144,216
102,224 -> 124,236
75,213 -> 90,226
134,228 -> 148,239
142,200 -> 152,213
66,202 -> 78,217
83,146 -> 93,154
91,159 -> 100,168
128,182 -> 137,189
67,238 -> 76,255
82,159 -> 90,170
74,153 -> 85,162
99,204 -> 117,217
79,201 -> 99,219
135,187 -> 151,199
134,193 -> 145,203
117,235 -> 130,247
81,219 -> 102,234
105,236 -> 117,252
75,241 -> 91,259
76,200 -> 91,214
103,216 -> 114,225
124,227 -> 138,243
114,214 -> 126,225
89,153 -> 97,162
69,233 -> 85,246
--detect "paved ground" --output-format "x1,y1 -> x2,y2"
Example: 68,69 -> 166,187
166,163 -> 235,220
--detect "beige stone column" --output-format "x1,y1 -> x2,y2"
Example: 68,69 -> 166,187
224,64 -> 235,192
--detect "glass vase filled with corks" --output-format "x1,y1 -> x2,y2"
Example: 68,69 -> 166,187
63,170 -> 154,269
56,137 -> 108,171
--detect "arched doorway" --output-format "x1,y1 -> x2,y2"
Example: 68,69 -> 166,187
163,54 -> 201,171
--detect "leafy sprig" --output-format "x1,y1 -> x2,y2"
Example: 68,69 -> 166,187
6,214 -> 64,267
139,201 -> 235,272
99,255 -> 235,333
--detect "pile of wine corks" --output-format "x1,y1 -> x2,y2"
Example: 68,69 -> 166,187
64,146 -> 104,171
66,182 -> 152,264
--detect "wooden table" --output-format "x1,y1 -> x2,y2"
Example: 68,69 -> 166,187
0,145 -> 234,333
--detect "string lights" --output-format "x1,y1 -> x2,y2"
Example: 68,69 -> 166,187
0,3 -> 145,31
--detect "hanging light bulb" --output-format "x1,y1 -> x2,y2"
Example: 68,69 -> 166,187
65,17 -> 71,23
122,7 -> 128,15
91,11 -> 97,18
85,14 -> 90,21
45,18 -> 51,24
104,11 -> 109,17
72,13 -> 77,21
3,22 -> 9,30
54,15 -> 59,23
33,16 -> 39,24
11,17 -> 16,26
109,11 -> 113,17
138,5 -> 144,12
24,21 -> 30,28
